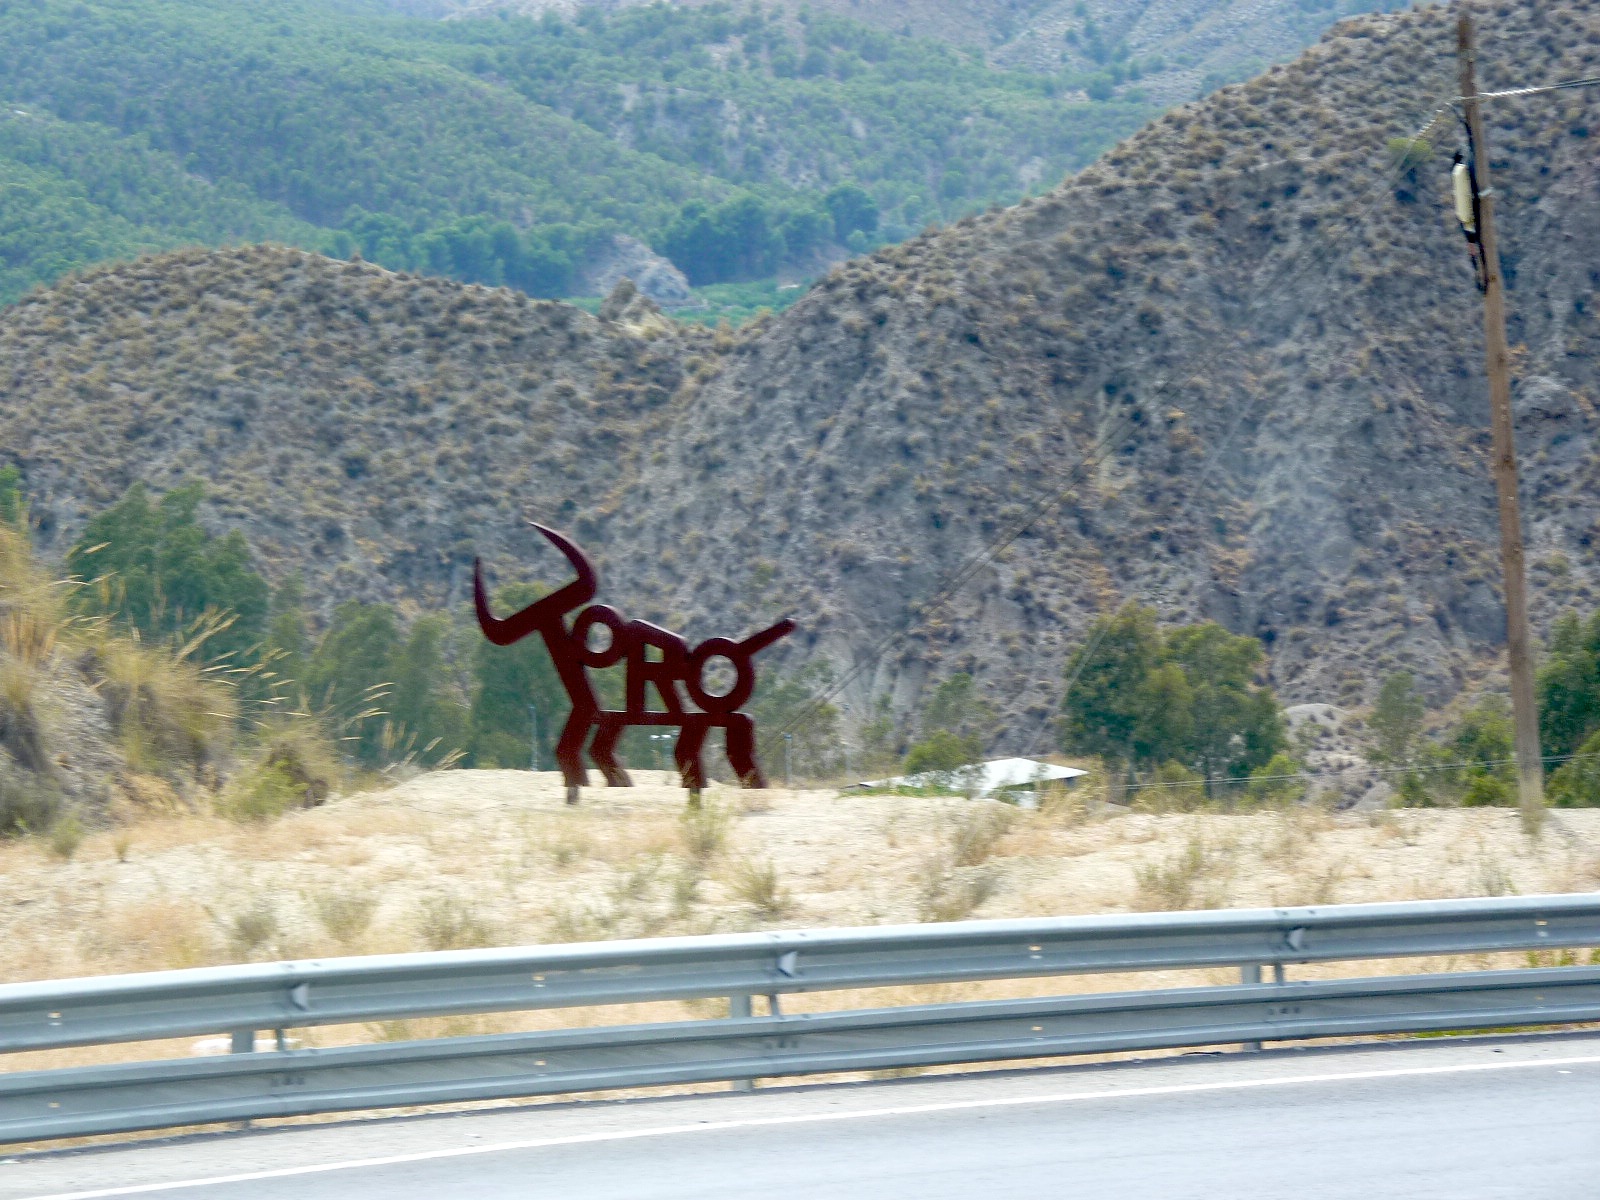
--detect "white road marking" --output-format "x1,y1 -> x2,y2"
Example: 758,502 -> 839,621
21,1051 -> 1600,1199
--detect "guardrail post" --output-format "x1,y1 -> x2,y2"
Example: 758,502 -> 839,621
728,994 -> 754,1092
230,1029 -> 257,1054
1240,964 -> 1262,1053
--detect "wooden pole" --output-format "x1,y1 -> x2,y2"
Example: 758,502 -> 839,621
1458,10 -> 1544,832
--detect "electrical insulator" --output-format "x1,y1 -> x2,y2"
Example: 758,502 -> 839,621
1452,160 -> 1476,234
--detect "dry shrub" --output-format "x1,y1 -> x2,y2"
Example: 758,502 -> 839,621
94,895 -> 216,969
0,755 -> 59,836
47,813 -> 83,860
0,526 -> 60,779
1038,781 -> 1091,826
729,858 -> 791,918
219,719 -> 340,822
417,893 -> 497,951
947,804 -> 1014,867
679,798 -> 730,863
545,902 -> 613,944
92,637 -> 236,775
1133,837 -> 1229,911
669,866 -> 701,917
226,899 -> 280,960
313,888 -> 377,946
916,860 -> 999,923
1261,802 -> 1331,867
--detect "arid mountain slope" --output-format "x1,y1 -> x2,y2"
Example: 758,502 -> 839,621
3,3 -> 1599,745
0,250 -> 716,609
615,1 -> 1600,730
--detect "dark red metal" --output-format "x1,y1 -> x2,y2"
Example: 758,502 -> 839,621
475,523 -> 795,790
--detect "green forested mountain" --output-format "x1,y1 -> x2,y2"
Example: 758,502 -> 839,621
0,0 -> 1157,305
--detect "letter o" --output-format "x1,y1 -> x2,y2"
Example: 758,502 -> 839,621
571,605 -> 627,669
686,638 -> 755,713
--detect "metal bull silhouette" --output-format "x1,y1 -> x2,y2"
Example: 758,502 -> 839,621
475,524 -> 795,802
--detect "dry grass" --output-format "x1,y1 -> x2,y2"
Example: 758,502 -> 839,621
3,772 -> 1600,1091
0,781 -> 1585,955
90,634 -> 236,775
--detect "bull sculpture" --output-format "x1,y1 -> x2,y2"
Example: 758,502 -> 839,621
475,523 -> 795,803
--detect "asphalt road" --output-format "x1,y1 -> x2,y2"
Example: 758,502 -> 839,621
6,1036 -> 1600,1200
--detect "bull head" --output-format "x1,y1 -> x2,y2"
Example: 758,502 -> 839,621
474,522 -> 597,646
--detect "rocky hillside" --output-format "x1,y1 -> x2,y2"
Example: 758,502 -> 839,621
0,249 -> 716,607
3,2 -> 1599,745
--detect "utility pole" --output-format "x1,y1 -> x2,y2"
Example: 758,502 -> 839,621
1457,10 -> 1544,832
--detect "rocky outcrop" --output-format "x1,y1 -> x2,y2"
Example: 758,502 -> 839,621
577,234 -> 693,307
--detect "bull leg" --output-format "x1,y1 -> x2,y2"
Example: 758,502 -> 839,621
555,710 -> 592,803
674,721 -> 709,793
724,714 -> 766,788
590,718 -> 634,788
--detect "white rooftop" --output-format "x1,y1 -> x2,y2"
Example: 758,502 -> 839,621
851,756 -> 1087,797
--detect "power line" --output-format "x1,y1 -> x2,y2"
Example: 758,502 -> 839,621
1471,74 -> 1600,101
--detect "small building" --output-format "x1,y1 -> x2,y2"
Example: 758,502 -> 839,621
847,757 -> 1087,798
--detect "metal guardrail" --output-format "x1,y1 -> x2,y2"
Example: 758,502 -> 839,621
2,894 -> 1598,1143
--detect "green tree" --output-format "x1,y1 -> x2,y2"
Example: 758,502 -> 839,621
386,615 -> 470,765
1060,605 -> 1283,786
1548,728 -> 1600,807
823,183 -> 877,241
902,727 -> 983,790
1164,622 -> 1282,782
67,483 -> 268,666
1058,604 -> 1164,770
1369,670 -> 1426,766
1538,610 -> 1600,760
302,602 -> 469,769
921,671 -> 994,741
751,661 -> 840,779
1450,695 -> 1516,807
467,582 -> 567,769
303,602 -> 402,767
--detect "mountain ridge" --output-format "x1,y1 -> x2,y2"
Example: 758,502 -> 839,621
3,1 -> 1599,744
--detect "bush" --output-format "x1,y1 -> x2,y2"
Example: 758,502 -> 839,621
92,636 -> 236,775
1386,135 -> 1434,172
313,888 -> 378,945
1130,760 -> 1205,811
1462,772 -> 1514,808
1548,728 -> 1600,806
47,813 -> 84,860
903,728 -> 983,791
417,893 -> 497,951
729,858 -> 791,917
915,862 -> 998,922
1244,751 -> 1307,806
67,483 -> 269,667
1446,695 -> 1516,807
0,756 -> 60,837
219,759 -> 305,822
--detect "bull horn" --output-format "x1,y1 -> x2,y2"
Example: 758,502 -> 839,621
738,618 -> 796,656
474,522 -> 599,647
